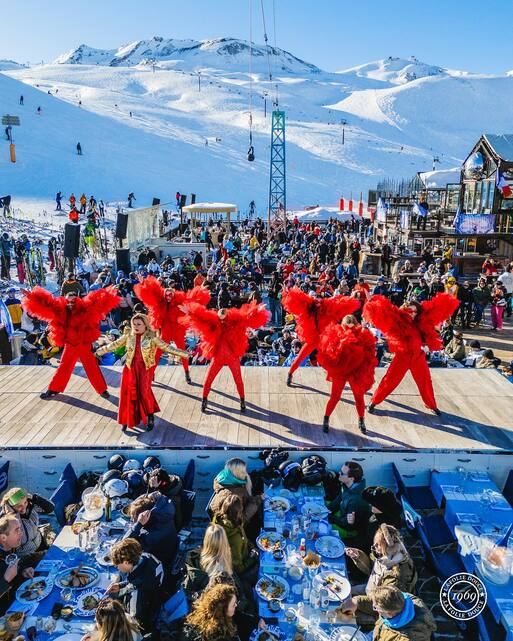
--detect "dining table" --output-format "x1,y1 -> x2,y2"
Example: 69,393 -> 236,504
430,470 -> 513,641
255,482 -> 366,641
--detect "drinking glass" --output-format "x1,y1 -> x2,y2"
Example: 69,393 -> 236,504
5,554 -> 17,567
60,587 -> 73,602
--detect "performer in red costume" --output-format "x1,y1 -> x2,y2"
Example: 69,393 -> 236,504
282,288 -> 360,386
96,313 -> 187,432
317,315 -> 377,434
181,301 -> 270,413
363,293 -> 459,415
22,287 -> 120,399
133,275 -> 210,384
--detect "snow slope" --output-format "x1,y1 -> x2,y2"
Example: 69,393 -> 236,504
2,39 -> 513,214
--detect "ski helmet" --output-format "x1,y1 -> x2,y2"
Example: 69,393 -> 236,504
101,469 -> 122,485
143,456 -> 161,473
279,460 -> 303,492
123,470 -> 144,490
122,459 -> 142,473
104,479 -> 129,498
108,454 -> 126,471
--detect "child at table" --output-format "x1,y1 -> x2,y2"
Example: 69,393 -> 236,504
107,538 -> 165,634
80,598 -> 142,641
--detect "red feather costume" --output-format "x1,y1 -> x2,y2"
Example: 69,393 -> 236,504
281,288 -> 360,376
134,276 -> 210,376
363,293 -> 459,410
181,301 -> 270,402
23,287 -> 120,395
317,323 -> 377,420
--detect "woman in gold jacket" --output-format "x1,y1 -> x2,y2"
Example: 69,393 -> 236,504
96,313 -> 187,432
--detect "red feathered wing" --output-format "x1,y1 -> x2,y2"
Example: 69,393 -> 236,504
133,276 -> 167,331
22,287 -> 65,323
181,303 -> 221,360
83,287 -> 121,323
186,286 -> 211,307
363,295 -> 421,353
317,324 -> 377,391
417,293 -> 460,351
222,302 -> 270,358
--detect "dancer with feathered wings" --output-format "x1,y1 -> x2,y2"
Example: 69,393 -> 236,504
363,293 -> 459,416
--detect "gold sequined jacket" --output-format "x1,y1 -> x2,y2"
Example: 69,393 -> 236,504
96,330 -> 188,369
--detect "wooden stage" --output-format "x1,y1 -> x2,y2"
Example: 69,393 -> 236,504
0,366 -> 512,451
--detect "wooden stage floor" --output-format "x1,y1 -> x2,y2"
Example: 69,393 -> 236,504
0,366 -> 512,451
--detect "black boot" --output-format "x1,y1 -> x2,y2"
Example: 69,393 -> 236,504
100,390 -> 110,399
185,371 -> 192,384
240,398 -> 246,413
358,417 -> 367,434
287,374 -> 292,387
201,397 -> 208,413
433,408 -> 441,416
367,403 -> 376,414
146,414 -> 154,432
323,416 -> 329,433
40,390 -> 58,400
122,425 -> 128,433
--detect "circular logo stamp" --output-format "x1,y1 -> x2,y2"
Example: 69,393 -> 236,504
440,573 -> 487,620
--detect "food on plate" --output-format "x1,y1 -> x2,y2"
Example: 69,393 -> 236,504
20,580 -> 47,601
59,568 -> 94,588
61,605 -> 73,620
267,498 -> 289,512
71,521 -> 93,535
258,578 -> 285,599
259,537 -> 282,552
303,551 -> 320,568
82,595 -> 100,611
6,612 -> 25,631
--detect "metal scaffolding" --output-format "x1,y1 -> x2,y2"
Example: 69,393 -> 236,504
268,110 -> 286,222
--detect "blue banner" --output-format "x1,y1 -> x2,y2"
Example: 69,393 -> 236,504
454,212 -> 496,234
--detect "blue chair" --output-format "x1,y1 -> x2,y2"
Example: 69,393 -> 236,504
503,469 -> 513,508
205,492 -> 216,519
392,463 -> 438,511
0,460 -> 10,494
416,520 -> 466,593
50,463 -> 79,527
183,459 -> 195,492
180,489 -> 196,528
477,605 -> 506,641
401,496 -> 455,551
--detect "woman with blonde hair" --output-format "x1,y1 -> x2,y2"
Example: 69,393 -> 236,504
209,458 -> 262,529
96,313 -> 187,432
81,598 -> 141,641
341,524 -> 417,628
182,583 -> 240,641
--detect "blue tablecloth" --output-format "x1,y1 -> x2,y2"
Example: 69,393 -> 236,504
431,471 -> 513,641
257,484 -> 352,638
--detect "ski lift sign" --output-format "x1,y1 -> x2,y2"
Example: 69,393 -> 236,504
2,115 -> 20,126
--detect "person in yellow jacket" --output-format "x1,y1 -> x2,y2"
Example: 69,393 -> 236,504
4,288 -> 22,329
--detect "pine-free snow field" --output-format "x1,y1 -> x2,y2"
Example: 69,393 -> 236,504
0,366 -> 512,451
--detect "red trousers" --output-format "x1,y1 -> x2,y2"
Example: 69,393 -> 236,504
325,378 -> 366,418
48,344 -> 107,394
203,358 -> 245,399
288,342 -> 314,375
119,357 -> 159,428
371,351 -> 437,410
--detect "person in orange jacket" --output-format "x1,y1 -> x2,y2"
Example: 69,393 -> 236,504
79,193 -> 87,215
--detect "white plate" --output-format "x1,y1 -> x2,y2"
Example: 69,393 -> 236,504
95,547 -> 114,567
314,570 -> 351,602
256,531 -> 286,552
330,626 -> 367,641
264,497 -> 291,514
74,587 -> 105,616
301,503 -> 329,520
255,575 -> 290,601
315,535 -> 345,558
55,566 -> 100,590
15,577 -> 53,603
249,625 -> 285,641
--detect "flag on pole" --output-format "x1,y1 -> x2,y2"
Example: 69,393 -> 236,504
413,201 -> 428,218
452,206 -> 462,229
496,170 -> 512,198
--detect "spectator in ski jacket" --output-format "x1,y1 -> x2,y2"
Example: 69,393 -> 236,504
4,289 -> 22,329
60,273 -> 85,297
326,461 -> 371,542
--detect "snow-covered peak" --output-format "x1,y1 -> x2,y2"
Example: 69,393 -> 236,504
0,59 -> 27,71
338,56 -> 448,85
54,36 -> 320,74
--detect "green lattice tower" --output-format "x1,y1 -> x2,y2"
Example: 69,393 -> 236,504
268,110 -> 286,221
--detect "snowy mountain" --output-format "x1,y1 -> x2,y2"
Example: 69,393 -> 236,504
0,60 -> 26,71
54,36 -> 320,74
3,40 -> 513,215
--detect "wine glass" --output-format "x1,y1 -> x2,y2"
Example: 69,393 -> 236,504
60,587 -> 73,602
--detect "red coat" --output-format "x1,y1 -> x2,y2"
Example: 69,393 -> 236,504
22,287 -> 120,347
133,276 -> 210,344
282,288 -> 360,346
362,294 -> 459,354
181,301 -> 270,361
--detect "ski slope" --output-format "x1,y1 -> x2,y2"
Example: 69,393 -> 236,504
2,39 -> 513,215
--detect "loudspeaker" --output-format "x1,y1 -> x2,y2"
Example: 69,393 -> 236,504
152,198 -> 160,206
116,248 -> 131,274
179,194 -> 187,208
115,212 -> 129,239
64,223 -> 80,258
190,193 -> 196,204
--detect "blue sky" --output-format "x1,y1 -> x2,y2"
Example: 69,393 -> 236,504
2,0 -> 512,73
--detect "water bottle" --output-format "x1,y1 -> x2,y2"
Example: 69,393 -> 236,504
302,577 -> 310,601
319,586 -> 329,612
309,586 -> 319,610
291,517 -> 300,541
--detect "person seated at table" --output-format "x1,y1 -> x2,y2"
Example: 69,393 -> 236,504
444,330 -> 466,363
108,538 -> 164,635
0,514 -> 36,611
80,598 -> 142,641
326,462 -> 371,543
360,486 -> 403,553
342,525 -> 417,629
181,583 -> 241,641
209,458 -> 263,539
211,495 -> 258,582
369,586 -> 436,641
183,524 -> 258,640
0,487 -> 54,562
145,468 -> 184,530
124,491 -> 178,570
